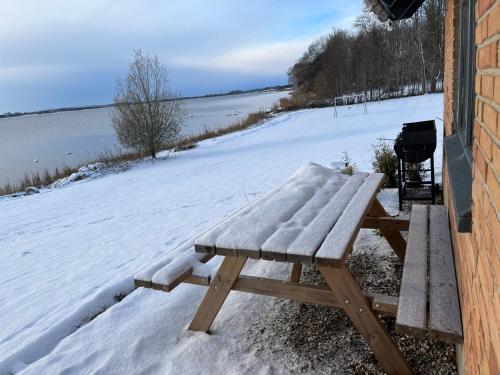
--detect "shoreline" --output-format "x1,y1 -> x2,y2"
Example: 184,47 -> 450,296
0,85 -> 291,119
0,108 -> 276,197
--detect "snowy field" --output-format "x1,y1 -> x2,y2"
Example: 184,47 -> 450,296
0,94 -> 443,374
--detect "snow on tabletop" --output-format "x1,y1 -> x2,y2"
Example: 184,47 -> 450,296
0,94 -> 443,373
314,173 -> 385,262
195,162 -> 350,253
279,173 -> 369,259
260,170 -> 352,254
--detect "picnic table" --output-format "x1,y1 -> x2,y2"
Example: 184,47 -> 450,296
191,163 -> 411,374
135,162 -> 462,375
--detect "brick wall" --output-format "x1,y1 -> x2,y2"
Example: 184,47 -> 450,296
443,0 -> 499,374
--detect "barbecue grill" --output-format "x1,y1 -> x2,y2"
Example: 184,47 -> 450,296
394,120 -> 437,210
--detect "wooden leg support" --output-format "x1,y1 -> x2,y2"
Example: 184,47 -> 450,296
188,256 -> 247,332
290,263 -> 304,311
290,263 -> 302,283
368,198 -> 406,262
319,265 -> 412,375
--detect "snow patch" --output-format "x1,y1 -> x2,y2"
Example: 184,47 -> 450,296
51,163 -> 107,188
0,278 -> 135,374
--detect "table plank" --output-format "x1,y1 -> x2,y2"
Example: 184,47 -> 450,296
279,173 -> 368,263
428,205 -> 463,343
260,173 -> 355,261
396,205 -> 428,336
314,173 -> 384,266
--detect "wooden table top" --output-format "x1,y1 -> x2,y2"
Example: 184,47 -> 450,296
195,163 -> 384,266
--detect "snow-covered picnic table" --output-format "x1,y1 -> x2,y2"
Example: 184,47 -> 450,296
190,163 -> 411,374
135,162 -> 461,375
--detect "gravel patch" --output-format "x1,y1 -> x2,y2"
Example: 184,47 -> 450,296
242,228 -> 457,374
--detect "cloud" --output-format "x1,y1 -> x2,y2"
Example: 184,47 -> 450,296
0,64 -> 80,83
171,38 -> 315,75
0,0 -> 363,112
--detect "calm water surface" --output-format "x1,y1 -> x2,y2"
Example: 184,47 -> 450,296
0,90 -> 289,186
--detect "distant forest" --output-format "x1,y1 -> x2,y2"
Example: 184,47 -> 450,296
288,0 -> 444,101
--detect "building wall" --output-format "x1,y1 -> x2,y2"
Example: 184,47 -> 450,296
443,0 -> 499,374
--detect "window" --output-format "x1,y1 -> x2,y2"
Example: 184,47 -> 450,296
454,0 -> 476,159
443,0 -> 475,232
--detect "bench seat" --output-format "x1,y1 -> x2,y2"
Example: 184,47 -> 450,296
396,204 -> 463,344
134,252 -> 215,292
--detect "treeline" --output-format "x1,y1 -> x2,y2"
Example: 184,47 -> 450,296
288,0 -> 444,101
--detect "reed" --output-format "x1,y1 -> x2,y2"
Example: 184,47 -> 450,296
0,109 -> 272,196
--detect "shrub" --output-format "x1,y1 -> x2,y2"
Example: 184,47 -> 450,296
341,151 -> 358,175
372,141 -> 398,188
274,92 -> 315,112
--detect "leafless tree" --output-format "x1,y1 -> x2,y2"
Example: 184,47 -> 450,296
112,49 -> 186,158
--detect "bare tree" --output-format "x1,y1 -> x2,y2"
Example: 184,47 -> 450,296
112,49 -> 186,158
288,4 -> 444,100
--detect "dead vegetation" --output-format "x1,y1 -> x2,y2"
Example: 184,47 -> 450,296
271,92 -> 316,112
174,109 -> 268,150
1,109 -> 271,197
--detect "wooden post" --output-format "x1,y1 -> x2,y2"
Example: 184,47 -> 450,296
368,198 -> 406,262
290,263 -> 304,311
290,263 -> 302,283
319,265 -> 412,375
188,256 -> 247,332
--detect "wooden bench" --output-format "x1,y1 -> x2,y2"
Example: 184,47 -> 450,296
396,204 -> 463,344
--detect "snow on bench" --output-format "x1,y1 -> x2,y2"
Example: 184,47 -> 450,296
134,241 -> 217,292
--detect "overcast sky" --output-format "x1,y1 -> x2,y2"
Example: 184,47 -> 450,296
0,1 -> 363,113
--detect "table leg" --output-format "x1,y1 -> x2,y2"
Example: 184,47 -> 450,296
290,263 -> 302,283
188,256 -> 247,332
368,198 -> 406,262
290,263 -> 304,311
319,265 -> 412,375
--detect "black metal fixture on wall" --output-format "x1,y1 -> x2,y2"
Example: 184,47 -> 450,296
365,0 -> 426,22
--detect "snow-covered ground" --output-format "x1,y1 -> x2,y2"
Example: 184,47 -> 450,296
0,94 -> 443,374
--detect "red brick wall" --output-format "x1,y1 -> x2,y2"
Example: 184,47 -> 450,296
443,0 -> 499,374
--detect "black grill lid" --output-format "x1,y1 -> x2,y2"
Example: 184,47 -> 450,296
394,120 -> 436,163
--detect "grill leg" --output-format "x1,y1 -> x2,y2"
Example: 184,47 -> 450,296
430,156 -> 435,205
397,158 -> 403,211
402,159 -> 407,204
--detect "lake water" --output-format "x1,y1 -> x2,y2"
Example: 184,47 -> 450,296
0,90 -> 289,186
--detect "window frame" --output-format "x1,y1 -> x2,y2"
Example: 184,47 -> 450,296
454,0 -> 476,163
444,0 -> 475,233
